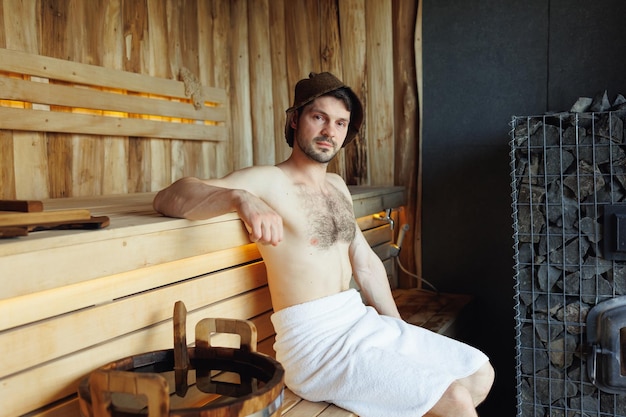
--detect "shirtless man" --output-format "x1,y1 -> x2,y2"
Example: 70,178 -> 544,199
153,72 -> 494,417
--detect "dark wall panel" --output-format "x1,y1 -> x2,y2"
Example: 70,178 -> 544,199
422,1 -> 548,416
548,0 -> 626,111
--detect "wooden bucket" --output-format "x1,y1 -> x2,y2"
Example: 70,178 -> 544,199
77,302 -> 284,417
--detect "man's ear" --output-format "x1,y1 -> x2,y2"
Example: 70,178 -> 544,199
290,111 -> 298,129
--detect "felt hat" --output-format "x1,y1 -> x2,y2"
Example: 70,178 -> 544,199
285,72 -> 363,147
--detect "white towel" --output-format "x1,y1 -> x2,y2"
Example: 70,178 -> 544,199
271,289 -> 489,417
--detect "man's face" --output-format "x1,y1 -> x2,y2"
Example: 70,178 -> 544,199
292,96 -> 350,163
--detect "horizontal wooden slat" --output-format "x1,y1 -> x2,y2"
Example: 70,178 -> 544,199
0,76 -> 227,121
1,287 -> 274,417
0,48 -> 228,142
0,208 -> 91,226
0,48 -> 226,103
0,215 -> 251,300
0,244 -> 260,331
282,396 -> 329,416
0,199 -> 44,212
0,107 -> 228,141
350,186 -> 405,218
362,224 -> 392,248
25,400 -> 80,417
0,261 -> 268,378
393,289 -> 474,335
1,190 -> 402,254
0,243 -> 261,331
281,388 -> 358,417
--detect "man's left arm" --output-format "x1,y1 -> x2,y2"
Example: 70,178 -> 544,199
349,227 -> 402,319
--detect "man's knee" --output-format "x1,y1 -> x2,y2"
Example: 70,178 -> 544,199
426,382 -> 477,417
466,361 -> 495,405
426,363 -> 494,416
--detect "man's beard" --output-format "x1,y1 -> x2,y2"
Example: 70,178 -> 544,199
296,136 -> 339,163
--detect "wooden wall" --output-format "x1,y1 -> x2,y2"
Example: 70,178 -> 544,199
0,0 -> 420,285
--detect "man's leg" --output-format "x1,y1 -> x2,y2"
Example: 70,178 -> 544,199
425,361 -> 495,417
457,361 -> 495,406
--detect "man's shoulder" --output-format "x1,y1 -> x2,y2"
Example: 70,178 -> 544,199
237,165 -> 282,174
326,173 -> 350,194
227,165 -> 284,181
208,165 -> 285,195
325,172 -> 347,184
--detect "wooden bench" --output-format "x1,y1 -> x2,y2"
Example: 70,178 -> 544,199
0,48 -> 227,142
0,189 -> 407,417
0,190 -> 475,417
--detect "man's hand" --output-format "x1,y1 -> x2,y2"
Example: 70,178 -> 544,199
236,190 -> 284,246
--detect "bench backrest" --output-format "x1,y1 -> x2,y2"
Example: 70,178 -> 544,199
0,48 -> 227,141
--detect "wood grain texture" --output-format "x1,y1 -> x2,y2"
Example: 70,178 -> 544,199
392,0 -> 420,288
230,0 -> 254,170
339,0 -> 368,185
4,0 -> 49,200
365,0 -> 394,186
0,199 -> 43,212
0,208 -> 91,227
268,0 -> 291,164
248,0 -> 276,166
0,2 -> 420,259
0,186 -> 405,416
321,0 -> 346,178
414,0 -> 424,282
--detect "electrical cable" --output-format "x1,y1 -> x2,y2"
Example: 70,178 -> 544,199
395,255 -> 439,293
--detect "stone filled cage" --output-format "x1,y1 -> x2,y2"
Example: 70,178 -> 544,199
510,101 -> 626,417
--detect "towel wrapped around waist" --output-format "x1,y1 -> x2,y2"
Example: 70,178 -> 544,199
271,289 -> 489,417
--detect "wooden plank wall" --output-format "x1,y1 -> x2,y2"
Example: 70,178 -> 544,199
0,0 -> 420,281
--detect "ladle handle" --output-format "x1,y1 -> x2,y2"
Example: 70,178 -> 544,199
173,300 -> 189,397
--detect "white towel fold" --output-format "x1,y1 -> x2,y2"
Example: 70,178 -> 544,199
271,289 -> 489,417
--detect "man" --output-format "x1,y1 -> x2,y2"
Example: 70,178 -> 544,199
153,72 -> 494,417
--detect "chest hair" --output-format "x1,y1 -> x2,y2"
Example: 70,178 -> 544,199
297,185 -> 356,249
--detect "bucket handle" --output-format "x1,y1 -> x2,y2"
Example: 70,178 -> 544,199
195,317 -> 258,352
89,369 -> 169,417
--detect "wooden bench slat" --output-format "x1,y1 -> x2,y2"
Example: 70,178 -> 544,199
360,223 -> 392,247
281,389 -> 358,417
350,187 -> 406,218
0,107 -> 228,141
318,406 -> 359,416
24,400 -> 80,417
282,396 -> 330,416
393,289 -> 474,335
0,215 -> 252,300
280,388 -> 305,415
0,48 -> 226,103
0,261 -> 268,378
0,76 -> 227,122
0,48 -> 228,141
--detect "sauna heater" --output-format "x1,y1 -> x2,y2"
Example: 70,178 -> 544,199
510,106 -> 626,417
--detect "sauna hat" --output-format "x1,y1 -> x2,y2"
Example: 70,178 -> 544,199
285,72 -> 363,148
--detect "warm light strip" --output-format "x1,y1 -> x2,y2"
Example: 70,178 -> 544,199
0,100 -> 219,126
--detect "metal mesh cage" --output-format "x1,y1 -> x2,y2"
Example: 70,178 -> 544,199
510,109 -> 626,417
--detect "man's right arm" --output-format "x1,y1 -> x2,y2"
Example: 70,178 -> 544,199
153,176 -> 284,246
